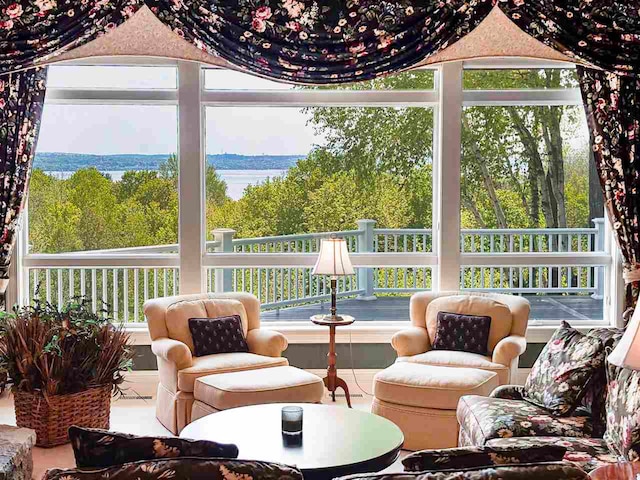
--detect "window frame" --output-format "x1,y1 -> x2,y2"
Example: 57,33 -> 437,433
14,57 -> 622,346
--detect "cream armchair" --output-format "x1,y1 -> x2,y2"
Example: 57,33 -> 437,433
144,292 -> 288,434
392,291 -> 530,384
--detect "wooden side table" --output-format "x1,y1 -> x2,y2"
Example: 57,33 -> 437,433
310,314 -> 355,408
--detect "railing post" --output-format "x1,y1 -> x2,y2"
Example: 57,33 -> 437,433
593,217 -> 605,299
356,219 -> 376,301
213,229 -> 235,293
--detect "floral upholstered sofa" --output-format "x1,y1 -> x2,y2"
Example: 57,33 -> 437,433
457,325 -> 640,473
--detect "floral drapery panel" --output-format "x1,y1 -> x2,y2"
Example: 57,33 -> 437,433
498,1 -> 640,77
578,66 -> 640,319
0,0 -> 141,75
145,0 -> 494,84
0,67 -> 47,275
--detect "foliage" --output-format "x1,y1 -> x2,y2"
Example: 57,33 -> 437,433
0,297 -> 134,396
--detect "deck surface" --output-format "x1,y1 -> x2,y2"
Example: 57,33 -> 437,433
261,294 -> 604,323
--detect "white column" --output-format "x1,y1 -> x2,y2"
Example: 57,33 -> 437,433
177,61 -> 205,294
434,62 -> 463,291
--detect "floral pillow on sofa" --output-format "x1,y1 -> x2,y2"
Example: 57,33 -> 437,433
523,321 -> 605,415
604,367 -> 640,461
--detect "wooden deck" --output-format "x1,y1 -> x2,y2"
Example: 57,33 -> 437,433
261,294 -> 604,323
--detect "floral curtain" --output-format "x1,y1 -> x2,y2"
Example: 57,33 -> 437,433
498,1 -> 640,77
0,0 -> 141,75
0,67 -> 47,276
145,0 -> 494,84
578,66 -> 640,319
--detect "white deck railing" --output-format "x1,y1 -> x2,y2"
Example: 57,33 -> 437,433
22,219 -> 605,322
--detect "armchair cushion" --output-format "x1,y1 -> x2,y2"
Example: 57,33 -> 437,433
151,338 -> 193,370
426,296 -> 512,352
391,327 -> 431,357
69,426 -> 239,469
604,366 -> 640,460
177,352 -> 288,392
397,350 -> 510,385
402,444 -> 567,472
432,312 -> 491,355
523,321 -> 605,416
188,316 -> 248,357
246,328 -> 288,357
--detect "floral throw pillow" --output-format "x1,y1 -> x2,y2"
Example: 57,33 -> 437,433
604,367 -> 640,461
69,426 -> 239,469
432,311 -> 491,355
402,445 -> 567,472
523,321 -> 605,416
188,315 -> 249,357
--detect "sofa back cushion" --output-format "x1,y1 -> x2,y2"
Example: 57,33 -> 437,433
604,366 -> 640,460
44,457 -> 303,480
69,426 -> 239,469
523,321 -> 605,416
165,299 -> 247,353
426,295 -> 512,353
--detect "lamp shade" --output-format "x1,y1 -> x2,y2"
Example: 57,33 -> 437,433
312,237 -> 355,277
608,307 -> 640,369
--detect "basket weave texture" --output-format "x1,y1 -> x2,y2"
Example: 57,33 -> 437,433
14,384 -> 111,447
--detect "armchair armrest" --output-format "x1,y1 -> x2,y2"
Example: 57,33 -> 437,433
151,338 -> 193,369
490,384 -> 525,400
492,335 -> 527,367
246,329 -> 288,358
391,327 -> 430,357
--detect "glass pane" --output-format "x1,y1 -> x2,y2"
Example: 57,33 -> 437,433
459,100 -> 604,320
205,106 -> 434,253
205,68 -> 435,90
30,104 -> 179,254
46,66 -> 177,89
206,267 -> 432,322
463,69 -> 578,89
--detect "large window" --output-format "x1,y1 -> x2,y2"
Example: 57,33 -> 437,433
18,60 -> 618,334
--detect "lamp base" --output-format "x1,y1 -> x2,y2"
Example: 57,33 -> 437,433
320,314 -> 345,322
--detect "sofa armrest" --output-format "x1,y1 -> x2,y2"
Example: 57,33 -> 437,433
151,338 -> 193,369
492,335 -> 527,367
490,384 -> 525,400
391,327 -> 430,357
246,329 -> 288,358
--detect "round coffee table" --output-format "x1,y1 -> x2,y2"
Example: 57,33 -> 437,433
180,403 -> 404,480
589,462 -> 640,479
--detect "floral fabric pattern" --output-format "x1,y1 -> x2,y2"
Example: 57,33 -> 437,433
401,444 -> 567,472
578,66 -> 640,318
0,0 -> 141,75
604,367 -> 640,461
336,462 -> 590,480
497,1 -> 640,77
69,426 -> 239,469
457,394 -> 593,447
486,436 -> 619,473
145,0 -> 494,84
523,321 -> 605,415
490,385 -> 525,401
44,457 -> 303,480
0,67 -> 46,274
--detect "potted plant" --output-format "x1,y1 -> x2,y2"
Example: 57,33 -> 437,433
0,297 -> 134,447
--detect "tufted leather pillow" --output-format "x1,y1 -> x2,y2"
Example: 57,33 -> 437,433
432,311 -> 491,355
188,315 -> 249,357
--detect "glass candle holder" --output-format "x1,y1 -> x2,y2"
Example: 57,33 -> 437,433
281,406 -> 303,435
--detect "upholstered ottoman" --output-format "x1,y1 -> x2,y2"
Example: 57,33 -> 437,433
191,365 -> 324,421
371,362 -> 500,451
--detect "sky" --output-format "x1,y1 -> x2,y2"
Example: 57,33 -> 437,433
37,66 -> 319,156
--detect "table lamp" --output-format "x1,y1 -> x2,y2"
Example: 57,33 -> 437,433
312,234 -> 355,322
608,306 -> 640,369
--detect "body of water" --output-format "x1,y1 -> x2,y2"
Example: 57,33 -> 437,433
44,169 -> 287,201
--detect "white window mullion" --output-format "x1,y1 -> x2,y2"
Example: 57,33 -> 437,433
177,61 -> 205,294
435,62 -> 463,291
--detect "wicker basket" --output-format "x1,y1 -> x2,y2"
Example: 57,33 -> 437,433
14,385 -> 111,447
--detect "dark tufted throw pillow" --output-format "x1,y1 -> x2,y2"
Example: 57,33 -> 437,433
432,311 -> 491,355
188,315 -> 249,357
69,426 -> 239,469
